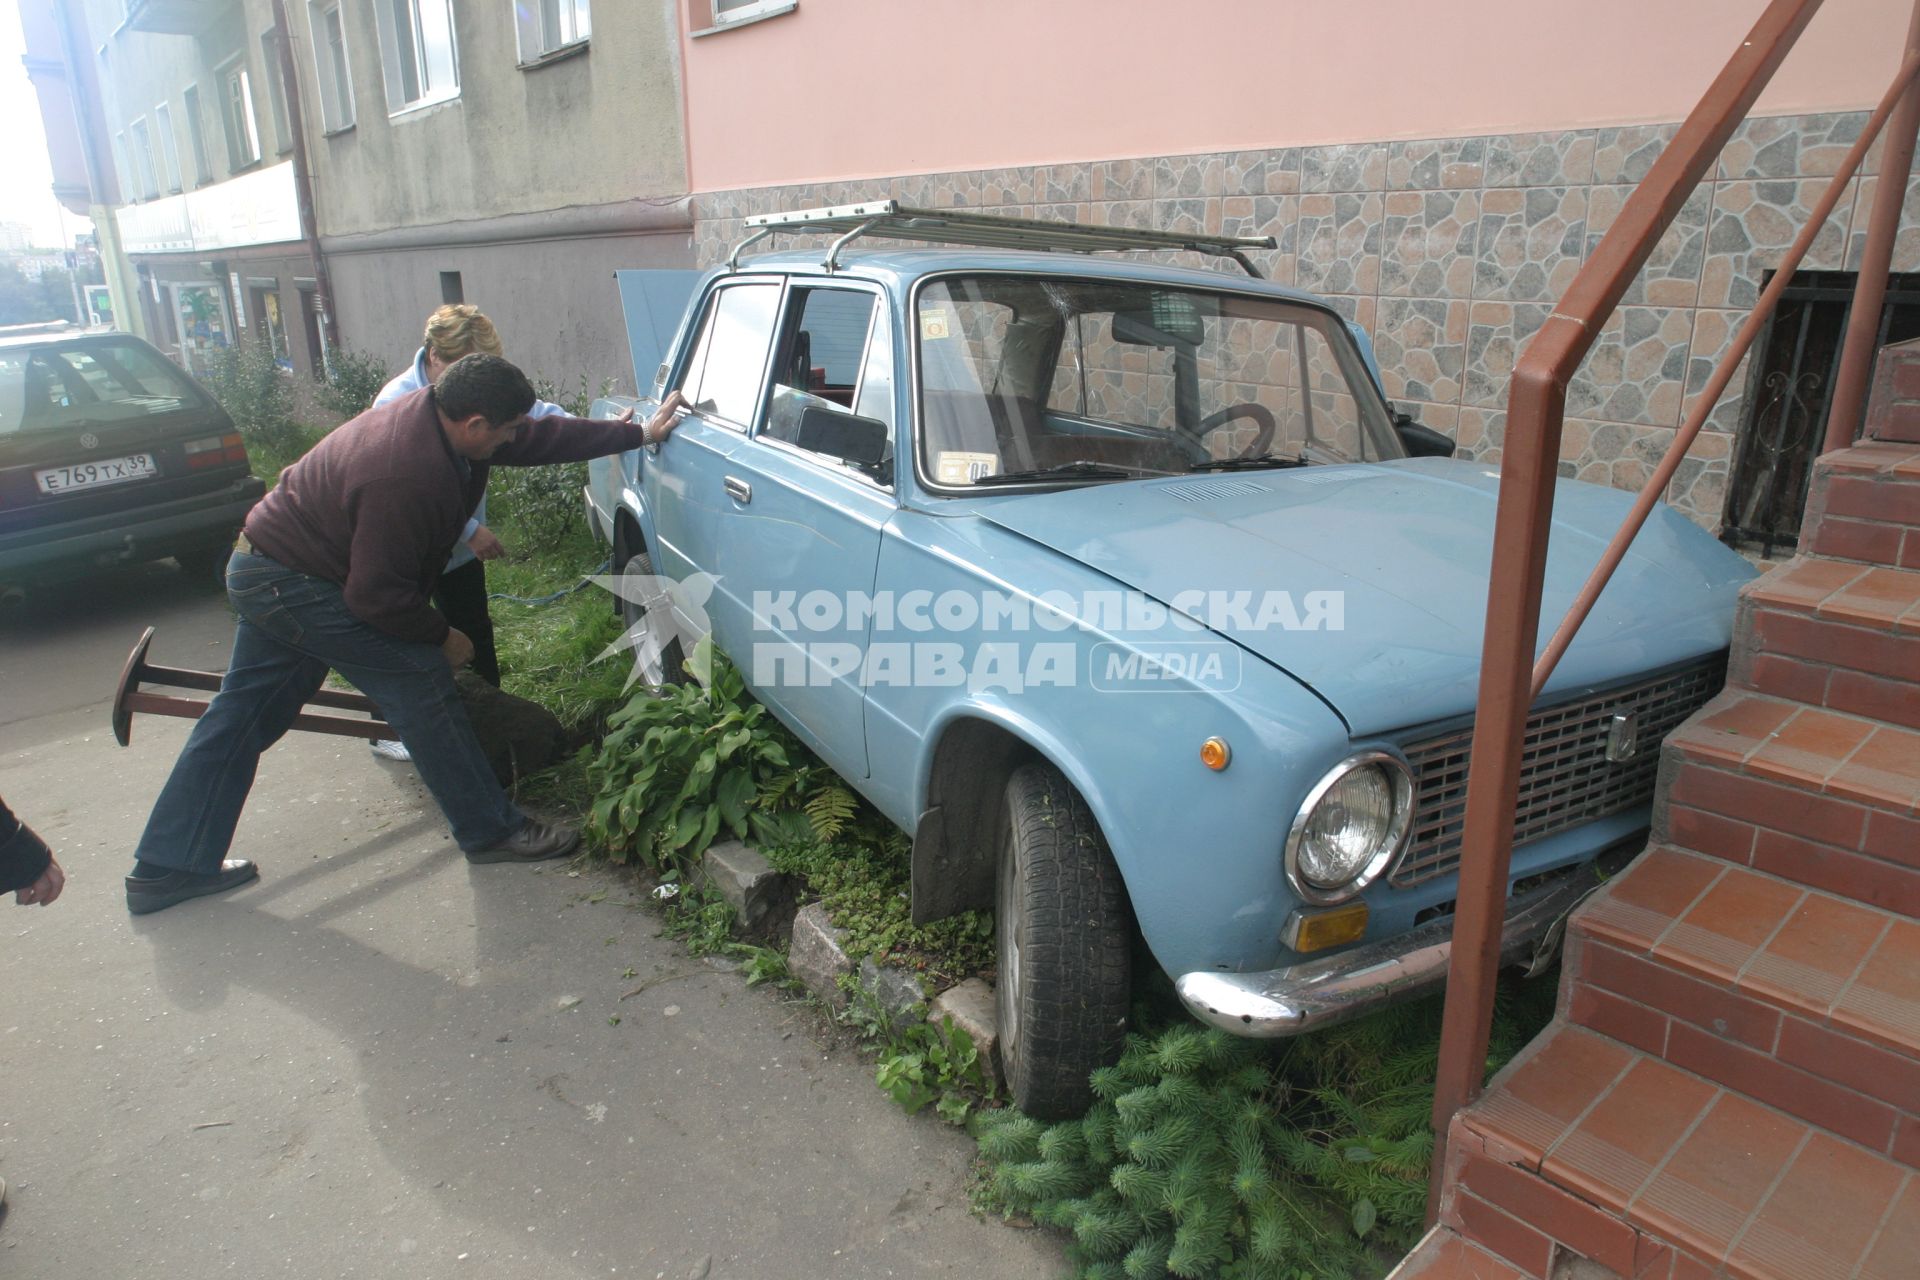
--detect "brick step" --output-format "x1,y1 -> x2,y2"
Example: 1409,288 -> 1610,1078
1729,559 -> 1920,729
1568,844 -> 1920,1166
1386,1226 -> 1531,1279
1653,692 -> 1920,915
1443,1023 -> 1916,1280
1798,441 -> 1920,569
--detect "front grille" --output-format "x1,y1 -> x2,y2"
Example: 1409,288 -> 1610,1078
1389,656 -> 1727,888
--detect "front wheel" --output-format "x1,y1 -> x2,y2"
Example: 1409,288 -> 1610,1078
996,761 -> 1132,1120
619,550 -> 690,687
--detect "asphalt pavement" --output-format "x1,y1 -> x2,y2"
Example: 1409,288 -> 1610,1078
0,560 -> 1060,1279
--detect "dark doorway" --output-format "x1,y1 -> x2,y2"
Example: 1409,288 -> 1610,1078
1723,270 -> 1920,556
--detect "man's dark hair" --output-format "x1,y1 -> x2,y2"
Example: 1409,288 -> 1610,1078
435,353 -> 535,425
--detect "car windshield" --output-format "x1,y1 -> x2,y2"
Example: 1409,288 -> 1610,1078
914,274 -> 1403,488
0,340 -> 201,435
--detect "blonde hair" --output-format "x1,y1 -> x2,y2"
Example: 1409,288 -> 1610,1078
423,304 -> 504,364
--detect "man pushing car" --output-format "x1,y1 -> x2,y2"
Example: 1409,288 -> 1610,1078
124,352 -> 687,915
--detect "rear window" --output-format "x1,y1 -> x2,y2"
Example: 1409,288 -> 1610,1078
0,341 -> 204,435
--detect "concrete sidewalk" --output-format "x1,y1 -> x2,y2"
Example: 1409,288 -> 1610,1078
0,588 -> 1060,1279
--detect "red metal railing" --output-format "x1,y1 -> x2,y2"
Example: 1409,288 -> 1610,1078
1425,0 -> 1920,1218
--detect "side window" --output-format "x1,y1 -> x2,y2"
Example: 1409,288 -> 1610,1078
762,287 -> 891,473
676,282 -> 781,430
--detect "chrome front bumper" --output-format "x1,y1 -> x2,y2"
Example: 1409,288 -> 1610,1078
1175,870 -> 1595,1038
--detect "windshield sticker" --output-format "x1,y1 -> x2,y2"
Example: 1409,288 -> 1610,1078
919,309 -> 951,340
936,451 -> 998,484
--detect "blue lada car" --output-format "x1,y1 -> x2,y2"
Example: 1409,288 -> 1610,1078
587,205 -> 1754,1118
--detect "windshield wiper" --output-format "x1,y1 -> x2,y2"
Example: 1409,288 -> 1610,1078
1188,452 -> 1310,472
970,460 -> 1140,486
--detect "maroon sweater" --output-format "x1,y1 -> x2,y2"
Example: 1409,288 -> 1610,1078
244,387 -> 644,645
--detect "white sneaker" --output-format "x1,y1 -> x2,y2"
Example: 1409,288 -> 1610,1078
369,739 -> 412,762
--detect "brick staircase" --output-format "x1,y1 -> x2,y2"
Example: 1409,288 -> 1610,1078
1396,356 -> 1920,1279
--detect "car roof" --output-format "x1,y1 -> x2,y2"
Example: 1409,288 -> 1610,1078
0,330 -> 146,352
719,245 -> 1338,307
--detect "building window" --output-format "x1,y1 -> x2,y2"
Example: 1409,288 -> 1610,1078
221,62 -> 262,170
711,0 -> 792,26
516,0 -> 590,61
111,130 -> 134,204
182,84 -> 213,185
260,33 -> 293,154
129,119 -> 160,199
1723,269 -> 1920,555
153,103 -> 183,192
439,271 -> 464,304
309,2 -> 355,132
374,0 -> 459,115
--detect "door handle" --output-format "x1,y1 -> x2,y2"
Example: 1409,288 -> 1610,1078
723,475 -> 752,504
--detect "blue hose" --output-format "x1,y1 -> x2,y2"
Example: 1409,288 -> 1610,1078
487,557 -> 612,607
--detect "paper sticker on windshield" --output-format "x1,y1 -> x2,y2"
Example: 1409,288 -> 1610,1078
919,309 -> 952,340
936,451 -> 998,484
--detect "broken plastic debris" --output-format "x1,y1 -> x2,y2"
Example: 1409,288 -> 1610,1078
650,882 -> 680,902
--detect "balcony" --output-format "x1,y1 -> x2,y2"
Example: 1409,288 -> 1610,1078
123,0 -> 226,36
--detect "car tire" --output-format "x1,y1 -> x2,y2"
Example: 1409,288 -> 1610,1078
996,760 -> 1132,1120
619,549 -> 689,687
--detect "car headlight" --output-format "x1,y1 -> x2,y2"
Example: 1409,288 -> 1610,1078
1285,751 -> 1414,904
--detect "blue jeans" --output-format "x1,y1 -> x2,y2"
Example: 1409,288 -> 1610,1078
133,551 -> 525,872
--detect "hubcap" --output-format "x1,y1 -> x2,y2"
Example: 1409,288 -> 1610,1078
621,558 -> 671,686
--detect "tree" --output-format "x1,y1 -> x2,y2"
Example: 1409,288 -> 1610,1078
0,264 -> 79,326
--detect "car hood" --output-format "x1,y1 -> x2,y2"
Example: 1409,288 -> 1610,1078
966,457 -> 1756,734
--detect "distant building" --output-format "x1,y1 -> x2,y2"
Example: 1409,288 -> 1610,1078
0,223 -> 33,253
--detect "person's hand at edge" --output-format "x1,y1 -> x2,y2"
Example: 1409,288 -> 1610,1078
442,626 -> 475,669
15,855 -> 64,907
467,525 -> 506,561
645,390 -> 690,445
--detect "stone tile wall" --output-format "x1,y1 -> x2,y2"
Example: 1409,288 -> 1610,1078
691,111 -> 1917,531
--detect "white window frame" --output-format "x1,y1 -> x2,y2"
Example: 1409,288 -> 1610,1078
129,118 -> 159,200
111,130 -> 134,204
373,0 -> 460,116
308,1 -> 356,132
219,58 -> 262,171
515,0 -> 590,62
260,32 -> 293,153
182,84 -> 213,186
712,0 -> 791,25
154,102 -> 183,193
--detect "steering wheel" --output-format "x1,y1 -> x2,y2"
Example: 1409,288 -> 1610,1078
1192,402 -> 1277,458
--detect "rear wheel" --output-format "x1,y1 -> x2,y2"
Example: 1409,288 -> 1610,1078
996,761 -> 1132,1119
620,549 -> 689,687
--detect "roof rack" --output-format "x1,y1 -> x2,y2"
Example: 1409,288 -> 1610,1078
728,201 -> 1278,277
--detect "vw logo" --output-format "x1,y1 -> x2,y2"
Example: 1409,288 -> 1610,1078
79,432 -> 99,450
1605,712 -> 1641,763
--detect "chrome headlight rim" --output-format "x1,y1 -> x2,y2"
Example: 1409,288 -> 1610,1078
1284,750 -> 1415,905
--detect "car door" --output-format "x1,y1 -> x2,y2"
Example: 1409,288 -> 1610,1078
708,281 -> 898,780
642,277 -> 783,601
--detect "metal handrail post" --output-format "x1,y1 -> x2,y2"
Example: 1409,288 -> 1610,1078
1826,0 -> 1920,454
1424,0 -> 1827,1223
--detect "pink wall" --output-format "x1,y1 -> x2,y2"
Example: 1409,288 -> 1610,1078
681,0 -> 1914,193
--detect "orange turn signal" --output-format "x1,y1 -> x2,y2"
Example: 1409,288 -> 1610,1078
1284,902 -> 1369,954
1200,737 -> 1231,771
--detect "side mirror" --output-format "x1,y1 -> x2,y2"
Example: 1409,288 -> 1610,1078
1393,411 -> 1455,459
796,403 -> 891,477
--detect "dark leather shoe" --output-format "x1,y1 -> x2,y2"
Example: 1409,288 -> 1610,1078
465,819 -> 580,864
125,860 -> 259,915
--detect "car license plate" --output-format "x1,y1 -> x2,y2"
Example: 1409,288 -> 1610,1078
35,453 -> 158,495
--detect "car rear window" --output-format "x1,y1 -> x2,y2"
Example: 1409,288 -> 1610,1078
0,341 -> 204,435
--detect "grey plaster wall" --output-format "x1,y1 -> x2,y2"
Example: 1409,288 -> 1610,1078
294,0 -> 687,241
326,226 -> 695,395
